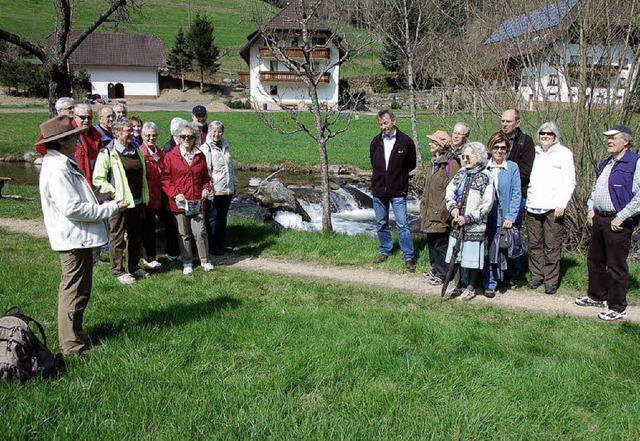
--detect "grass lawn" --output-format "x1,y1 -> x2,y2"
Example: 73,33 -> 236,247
2,230 -> 640,438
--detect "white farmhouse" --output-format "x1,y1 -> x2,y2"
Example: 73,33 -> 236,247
480,0 -> 637,107
238,2 -> 345,110
62,32 -> 165,99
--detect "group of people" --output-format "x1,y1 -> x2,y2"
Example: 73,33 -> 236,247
36,101 -> 236,356
370,109 -> 639,322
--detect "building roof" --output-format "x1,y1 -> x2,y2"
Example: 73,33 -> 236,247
49,31 -> 165,68
239,2 -> 343,64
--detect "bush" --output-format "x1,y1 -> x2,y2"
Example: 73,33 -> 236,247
369,75 -> 396,94
226,99 -> 251,109
338,78 -> 366,110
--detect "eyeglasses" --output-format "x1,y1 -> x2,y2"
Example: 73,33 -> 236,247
492,145 -> 508,150
539,131 -> 555,136
62,106 -> 75,111
180,135 -> 196,140
143,133 -> 158,138
76,115 -> 92,120
462,154 -> 475,161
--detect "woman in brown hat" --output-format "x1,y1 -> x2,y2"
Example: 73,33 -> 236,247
37,115 -> 127,356
420,130 -> 460,285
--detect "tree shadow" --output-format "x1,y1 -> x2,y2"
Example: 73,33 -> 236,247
90,296 -> 241,342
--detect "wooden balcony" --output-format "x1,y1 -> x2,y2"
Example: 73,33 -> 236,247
238,71 -> 249,84
260,71 -> 330,83
564,63 -> 622,77
259,46 -> 330,59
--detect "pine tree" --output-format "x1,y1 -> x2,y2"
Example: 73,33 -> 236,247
186,14 -> 221,91
167,27 -> 194,92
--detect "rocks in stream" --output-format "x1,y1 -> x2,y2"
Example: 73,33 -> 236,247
253,179 -> 312,222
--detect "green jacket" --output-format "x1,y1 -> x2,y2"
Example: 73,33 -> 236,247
93,140 -> 149,208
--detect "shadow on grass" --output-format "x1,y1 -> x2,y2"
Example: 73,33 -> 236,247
90,295 -> 241,342
226,222 -> 283,257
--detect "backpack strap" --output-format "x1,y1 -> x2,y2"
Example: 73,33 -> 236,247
7,312 -> 48,348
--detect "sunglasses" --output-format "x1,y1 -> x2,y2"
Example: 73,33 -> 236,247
492,145 -> 508,150
62,106 -> 75,111
180,135 -> 196,140
76,115 -> 92,120
143,133 -> 158,138
539,131 -> 555,136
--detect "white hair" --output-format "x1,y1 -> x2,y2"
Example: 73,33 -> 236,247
55,97 -> 74,113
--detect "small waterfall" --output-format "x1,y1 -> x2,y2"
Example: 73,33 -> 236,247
273,186 -> 420,236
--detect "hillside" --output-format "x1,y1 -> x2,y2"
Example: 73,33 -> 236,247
0,0 -> 382,79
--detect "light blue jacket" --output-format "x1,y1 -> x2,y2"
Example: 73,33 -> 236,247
486,159 -> 521,227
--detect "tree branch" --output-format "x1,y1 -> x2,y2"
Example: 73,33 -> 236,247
0,29 -> 46,61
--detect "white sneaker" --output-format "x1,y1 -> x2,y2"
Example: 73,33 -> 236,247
598,309 -> 627,321
202,262 -> 214,272
132,269 -> 150,279
117,273 -> 136,285
183,264 -> 193,275
458,288 -> 476,301
142,259 -> 163,269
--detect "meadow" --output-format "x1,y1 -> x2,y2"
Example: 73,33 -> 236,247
2,230 -> 640,438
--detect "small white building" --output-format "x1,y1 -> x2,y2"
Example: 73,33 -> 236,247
480,0 -> 637,107
65,32 -> 165,99
238,2 -> 345,110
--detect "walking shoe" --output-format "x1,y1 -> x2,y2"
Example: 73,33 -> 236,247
422,270 -> 435,279
484,288 -> 496,298
183,264 -> 193,275
202,262 -> 214,272
405,260 -> 416,272
527,279 -> 544,289
458,288 -> 476,301
544,284 -> 558,295
132,269 -> 150,279
598,309 -> 628,321
428,276 -> 443,285
376,254 -> 389,263
575,296 -> 607,308
167,255 -> 180,261
116,273 -> 136,285
142,259 -> 162,269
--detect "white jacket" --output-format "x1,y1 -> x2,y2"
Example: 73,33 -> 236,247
526,143 -> 576,211
199,137 -> 238,194
39,150 -> 119,251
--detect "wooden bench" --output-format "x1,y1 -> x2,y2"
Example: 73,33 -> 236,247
0,177 -> 14,198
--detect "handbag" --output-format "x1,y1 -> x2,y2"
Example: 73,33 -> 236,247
499,228 -> 511,250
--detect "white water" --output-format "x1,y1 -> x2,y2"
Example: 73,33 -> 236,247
274,187 -> 420,236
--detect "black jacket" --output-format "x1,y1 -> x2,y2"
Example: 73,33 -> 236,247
370,128 -> 417,197
508,128 -> 535,192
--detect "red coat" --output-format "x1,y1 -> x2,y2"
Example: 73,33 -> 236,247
139,142 -> 165,210
161,147 -> 211,213
74,125 -> 101,184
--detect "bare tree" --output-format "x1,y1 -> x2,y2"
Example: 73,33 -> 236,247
0,0 -> 141,114
248,0 -> 370,233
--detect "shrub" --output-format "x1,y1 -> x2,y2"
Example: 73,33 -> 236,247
369,75 -> 396,94
226,99 -> 251,109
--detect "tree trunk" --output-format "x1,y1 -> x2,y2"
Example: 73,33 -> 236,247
181,70 -> 186,92
405,60 -> 421,167
200,68 -> 204,92
47,60 -> 72,116
309,82 -> 333,233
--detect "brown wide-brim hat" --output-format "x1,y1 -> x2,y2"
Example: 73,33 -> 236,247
427,130 -> 452,150
35,115 -> 83,146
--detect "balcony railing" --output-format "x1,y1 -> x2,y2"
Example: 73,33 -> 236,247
260,71 -> 330,83
259,46 -> 330,59
564,63 -> 622,77
236,71 -> 331,84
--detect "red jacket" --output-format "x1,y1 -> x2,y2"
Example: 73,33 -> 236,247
161,147 -> 211,213
139,143 -> 165,210
74,125 -> 101,184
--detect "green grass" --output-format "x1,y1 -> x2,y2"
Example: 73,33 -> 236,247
2,230 -> 640,438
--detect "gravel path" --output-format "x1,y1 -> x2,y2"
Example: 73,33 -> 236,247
1,217 -> 637,322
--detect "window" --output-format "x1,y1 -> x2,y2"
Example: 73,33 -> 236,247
548,74 -> 559,86
312,37 -> 327,46
570,55 -> 579,64
270,60 -> 278,72
270,85 -> 278,96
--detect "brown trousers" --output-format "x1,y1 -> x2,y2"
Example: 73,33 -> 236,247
526,210 -> 565,286
587,214 -> 633,312
109,205 -> 143,276
58,248 -> 93,355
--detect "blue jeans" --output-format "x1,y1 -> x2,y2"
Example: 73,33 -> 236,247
373,196 -> 414,261
205,194 -> 233,252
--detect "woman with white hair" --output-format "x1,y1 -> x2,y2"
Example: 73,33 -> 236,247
163,117 -> 188,153
444,142 -> 494,300
525,122 -> 576,294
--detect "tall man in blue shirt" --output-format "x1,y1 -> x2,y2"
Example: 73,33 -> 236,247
369,110 -> 417,272
576,125 -> 639,321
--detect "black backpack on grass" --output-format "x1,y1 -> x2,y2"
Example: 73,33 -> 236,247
0,307 -> 65,382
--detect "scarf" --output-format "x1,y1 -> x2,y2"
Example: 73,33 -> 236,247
454,165 -> 484,203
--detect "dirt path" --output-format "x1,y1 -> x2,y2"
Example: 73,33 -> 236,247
1,217 -> 636,322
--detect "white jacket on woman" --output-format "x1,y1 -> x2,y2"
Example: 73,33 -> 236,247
526,143 -> 576,212
199,136 -> 238,195
39,149 -> 119,251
